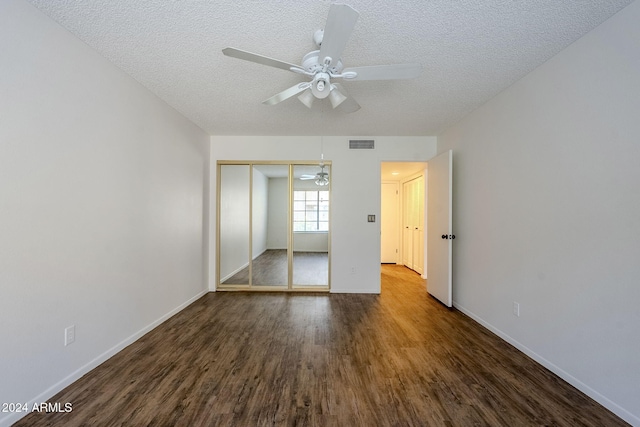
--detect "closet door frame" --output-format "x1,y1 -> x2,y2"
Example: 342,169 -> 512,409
216,160 -> 331,292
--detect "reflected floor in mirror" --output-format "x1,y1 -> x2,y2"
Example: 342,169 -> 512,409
222,249 -> 328,286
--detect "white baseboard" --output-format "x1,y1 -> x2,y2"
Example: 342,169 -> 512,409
218,249 -> 269,283
1,290 -> 208,427
330,287 -> 380,294
219,261 -> 249,283
453,301 -> 639,427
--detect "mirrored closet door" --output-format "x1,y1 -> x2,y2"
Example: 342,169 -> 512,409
217,161 -> 330,291
292,164 -> 330,288
251,164 -> 288,287
218,164 -> 250,286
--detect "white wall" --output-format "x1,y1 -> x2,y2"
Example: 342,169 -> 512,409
267,178 -> 288,249
438,2 -> 640,424
210,136 -> 437,292
218,166 -> 250,280
293,233 -> 329,252
0,1 -> 209,426
252,168 -> 268,258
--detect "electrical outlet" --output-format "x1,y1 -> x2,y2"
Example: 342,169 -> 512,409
350,266 -> 356,275
512,302 -> 520,317
65,325 -> 75,346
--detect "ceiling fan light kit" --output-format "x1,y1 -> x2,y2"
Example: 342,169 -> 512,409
328,86 -> 347,108
222,3 -> 422,113
315,175 -> 329,186
300,163 -> 330,187
298,90 -> 315,109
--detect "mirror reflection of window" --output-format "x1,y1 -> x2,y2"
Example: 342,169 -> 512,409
293,190 -> 329,232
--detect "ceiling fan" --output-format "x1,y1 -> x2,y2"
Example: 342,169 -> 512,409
300,163 -> 329,186
222,3 -> 422,113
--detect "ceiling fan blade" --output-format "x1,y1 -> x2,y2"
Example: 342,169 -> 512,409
342,63 -> 423,81
318,4 -> 359,67
263,83 -> 311,106
300,176 -> 316,180
222,47 -> 300,72
332,83 -> 360,114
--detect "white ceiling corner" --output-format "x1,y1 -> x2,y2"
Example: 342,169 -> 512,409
27,0 -> 633,136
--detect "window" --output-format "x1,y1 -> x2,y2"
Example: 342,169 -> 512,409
293,190 -> 329,232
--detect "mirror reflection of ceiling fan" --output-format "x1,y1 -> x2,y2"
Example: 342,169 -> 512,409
222,3 -> 422,113
301,163 -> 329,186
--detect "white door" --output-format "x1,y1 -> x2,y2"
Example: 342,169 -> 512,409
427,150 -> 452,307
402,180 -> 415,270
402,176 -> 425,274
381,182 -> 399,263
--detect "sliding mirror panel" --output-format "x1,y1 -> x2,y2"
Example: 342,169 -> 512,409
292,164 -> 330,288
219,164 -> 250,286
252,164 -> 289,287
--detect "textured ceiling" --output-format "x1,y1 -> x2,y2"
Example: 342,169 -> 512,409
27,0 -> 632,136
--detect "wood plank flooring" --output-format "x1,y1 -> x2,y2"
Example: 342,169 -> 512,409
15,265 -> 628,426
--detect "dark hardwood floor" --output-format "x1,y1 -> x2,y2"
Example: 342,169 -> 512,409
15,265 -> 627,426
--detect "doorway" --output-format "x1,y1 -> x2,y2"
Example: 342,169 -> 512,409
380,162 -> 427,277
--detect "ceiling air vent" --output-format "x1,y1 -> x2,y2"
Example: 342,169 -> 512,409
349,139 -> 375,149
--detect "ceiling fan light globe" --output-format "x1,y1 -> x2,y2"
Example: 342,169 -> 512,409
329,86 -> 347,108
298,90 -> 315,109
315,176 -> 329,186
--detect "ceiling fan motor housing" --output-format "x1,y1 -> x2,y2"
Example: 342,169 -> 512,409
301,50 -> 343,76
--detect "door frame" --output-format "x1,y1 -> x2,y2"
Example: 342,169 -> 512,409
381,181 -> 400,264
380,162 -> 428,278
